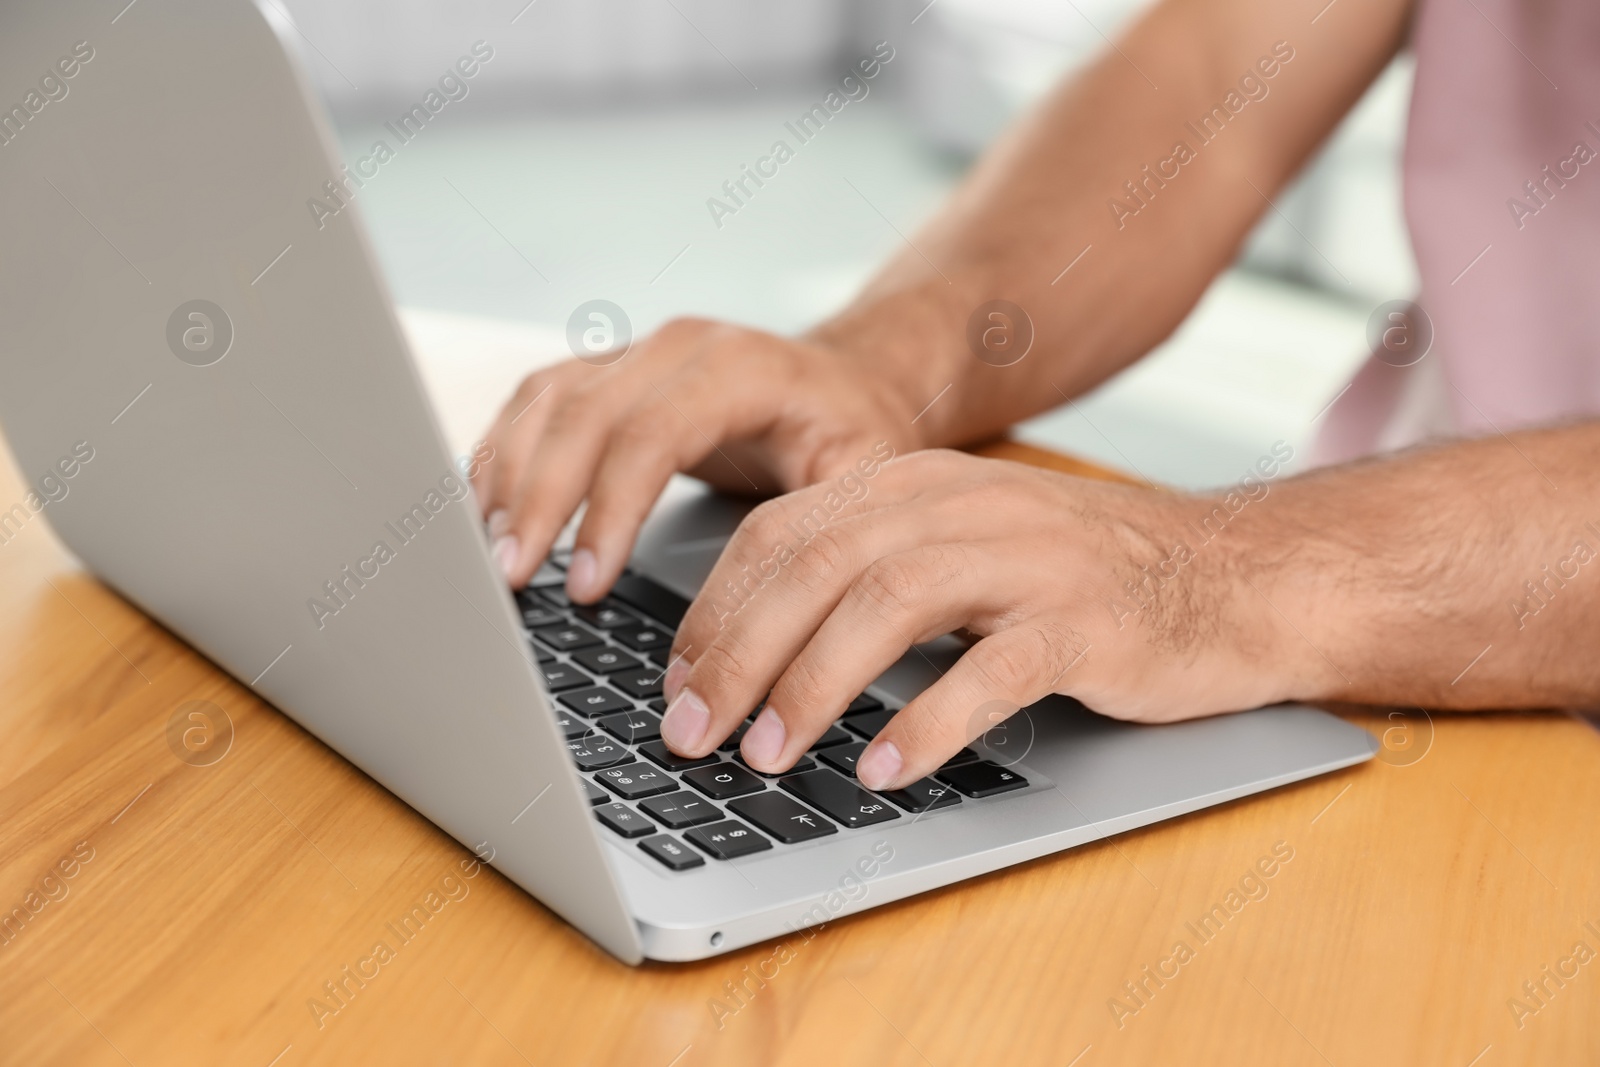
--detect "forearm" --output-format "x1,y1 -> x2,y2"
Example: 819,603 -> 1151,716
1232,425 -> 1600,709
811,0 -> 1409,445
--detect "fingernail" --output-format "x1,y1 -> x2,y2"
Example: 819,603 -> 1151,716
857,740 -> 903,791
661,688 -> 710,754
741,706 -> 786,768
663,657 -> 690,703
493,535 -> 520,582
566,547 -> 598,600
487,509 -> 511,538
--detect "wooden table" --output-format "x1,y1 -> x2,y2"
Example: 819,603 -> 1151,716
2,431 -> 1596,1067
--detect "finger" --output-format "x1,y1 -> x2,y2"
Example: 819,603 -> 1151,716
566,403 -> 715,602
659,464 -> 981,759
566,348 -> 789,602
667,448 -> 941,681
477,369 -> 562,522
659,505 -> 917,758
741,543 -> 982,772
500,323 -> 737,591
856,621 -> 1089,791
497,389 -> 618,585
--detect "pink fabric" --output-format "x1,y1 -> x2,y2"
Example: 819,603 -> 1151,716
1315,0 -> 1600,464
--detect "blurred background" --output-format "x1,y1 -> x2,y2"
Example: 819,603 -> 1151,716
267,0 -> 1417,489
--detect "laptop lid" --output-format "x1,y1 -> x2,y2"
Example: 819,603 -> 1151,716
0,0 -> 643,962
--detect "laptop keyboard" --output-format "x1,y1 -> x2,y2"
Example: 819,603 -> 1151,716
522,554 -> 1029,872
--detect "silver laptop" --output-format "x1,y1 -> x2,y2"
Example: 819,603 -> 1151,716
0,0 -> 1375,963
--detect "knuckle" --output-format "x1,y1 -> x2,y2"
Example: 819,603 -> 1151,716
544,391 -> 597,434
506,499 -> 556,542
908,447 -> 963,472
743,498 -> 788,542
972,623 -> 1085,697
793,527 -> 852,591
1031,620 -> 1090,683
611,408 -> 672,454
855,556 -> 924,617
692,636 -> 753,698
770,657 -> 832,718
969,636 -> 1039,696
876,446 -> 949,487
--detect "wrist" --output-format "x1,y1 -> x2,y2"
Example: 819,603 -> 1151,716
804,278 -> 983,449
1209,482 -> 1350,707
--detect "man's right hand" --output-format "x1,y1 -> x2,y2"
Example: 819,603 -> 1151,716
473,316 -> 927,601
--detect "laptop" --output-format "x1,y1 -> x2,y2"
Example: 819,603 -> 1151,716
0,0 -> 1376,963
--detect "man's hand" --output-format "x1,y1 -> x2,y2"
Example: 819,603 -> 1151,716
657,449 -> 1293,792
473,318 -> 926,600
654,426 -> 1600,790
475,0 -> 1411,609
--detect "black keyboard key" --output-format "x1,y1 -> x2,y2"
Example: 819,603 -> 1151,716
594,762 -> 677,800
533,622 -> 602,651
881,778 -> 962,812
595,802 -> 654,838
558,686 -> 634,718
639,791 -> 722,829
553,707 -> 590,741
778,770 -> 900,829
817,742 -> 868,778
682,762 -> 767,800
808,724 -> 853,751
937,760 -> 1029,798
734,752 -> 816,778
842,709 -> 896,740
941,748 -> 981,771
566,733 -> 631,770
636,740 -> 720,772
728,792 -> 838,843
647,698 -> 667,714
612,624 -> 673,656
530,644 -> 555,664
515,596 -> 566,629
638,833 -> 705,871
572,601 -> 638,631
845,693 -> 884,716
596,710 -> 662,744
609,666 -> 665,700
582,779 -> 609,805
685,819 -> 772,860
515,589 -> 561,613
609,573 -> 691,628
718,719 -> 753,752
528,560 -> 566,585
572,646 -> 642,675
540,662 -> 593,692
537,585 -> 572,607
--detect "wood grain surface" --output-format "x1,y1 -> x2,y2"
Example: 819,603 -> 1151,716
1,433 -> 1596,1067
